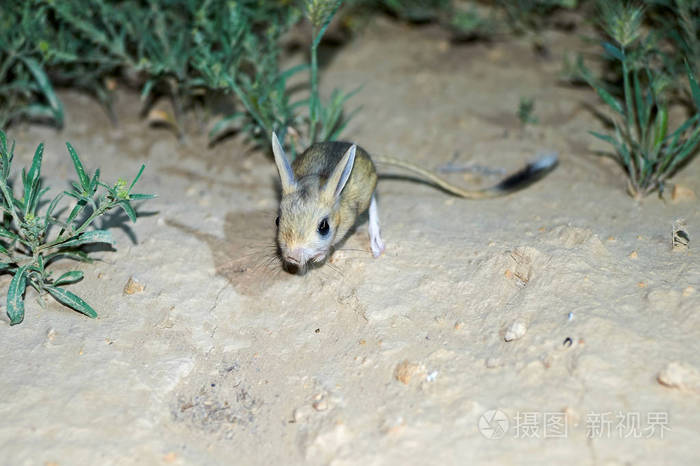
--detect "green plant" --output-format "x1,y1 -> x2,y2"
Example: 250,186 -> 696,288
0,1 -> 64,129
46,1 -> 302,138
205,2 -> 308,149
644,0 -> 699,69
305,0 -> 359,146
211,0 -> 359,155
581,2 -> 700,198
1,0 -> 352,149
0,130 -> 154,325
517,97 -> 539,126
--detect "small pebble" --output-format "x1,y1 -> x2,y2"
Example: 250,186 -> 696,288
293,406 -> 313,422
672,219 -> 689,251
657,361 -> 700,393
123,276 -> 145,295
504,321 -> 527,342
312,398 -> 328,411
394,360 -> 422,385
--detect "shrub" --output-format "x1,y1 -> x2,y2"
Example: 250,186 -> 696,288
0,130 -> 154,325
581,2 -> 700,198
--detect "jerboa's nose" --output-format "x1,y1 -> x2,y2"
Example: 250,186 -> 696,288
285,247 -> 305,265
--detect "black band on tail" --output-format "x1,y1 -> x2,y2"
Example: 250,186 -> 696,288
494,153 -> 559,193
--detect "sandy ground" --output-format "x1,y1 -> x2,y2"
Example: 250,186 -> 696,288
1,18 -> 699,466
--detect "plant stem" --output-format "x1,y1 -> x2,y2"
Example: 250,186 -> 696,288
36,201 -> 112,253
0,182 -> 25,241
309,30 -> 319,144
621,53 -> 641,186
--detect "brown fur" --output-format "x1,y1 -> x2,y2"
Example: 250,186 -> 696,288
293,142 -> 377,241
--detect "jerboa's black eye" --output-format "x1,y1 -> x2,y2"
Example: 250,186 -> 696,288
275,216 -> 279,226
318,217 -> 330,236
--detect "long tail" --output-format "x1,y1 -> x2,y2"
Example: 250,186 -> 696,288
373,153 -> 558,199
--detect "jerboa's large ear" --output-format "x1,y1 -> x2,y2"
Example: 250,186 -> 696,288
271,132 -> 296,193
324,144 -> 356,200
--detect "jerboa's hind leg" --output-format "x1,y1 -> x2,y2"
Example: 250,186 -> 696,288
368,193 -> 385,257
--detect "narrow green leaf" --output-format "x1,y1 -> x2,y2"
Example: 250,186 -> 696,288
632,71 -> 648,139
128,193 -> 156,200
653,106 -> 668,150
0,225 -> 19,240
686,61 -> 700,110
20,104 -> 61,122
7,265 -> 29,325
311,0 -> 342,49
20,57 -> 64,127
24,143 -> 44,211
0,243 -> 8,255
589,131 -> 618,146
46,286 -> 97,318
54,270 -> 84,286
668,128 -> 700,171
45,250 -> 93,264
60,230 -> 115,248
118,200 -> 137,222
11,194 -> 23,211
276,64 -> 310,84
64,199 -> 87,230
65,142 -> 90,191
128,164 -> 146,192
327,106 -> 362,142
595,85 -> 625,116
209,114 -> 244,140
45,192 -> 65,225
90,169 -> 101,194
614,124 -> 632,168
140,79 -> 156,102
602,42 -> 624,61
667,114 -> 699,148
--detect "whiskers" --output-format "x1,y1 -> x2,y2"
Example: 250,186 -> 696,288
223,228 -> 372,283
323,260 -> 345,278
214,239 -> 290,294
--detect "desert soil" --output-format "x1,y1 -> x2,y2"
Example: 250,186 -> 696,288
1,18 -> 699,466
